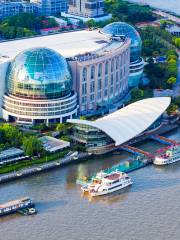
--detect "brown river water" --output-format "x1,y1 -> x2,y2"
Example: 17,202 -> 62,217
0,128 -> 180,240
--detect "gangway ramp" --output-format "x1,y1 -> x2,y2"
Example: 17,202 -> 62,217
150,135 -> 180,145
120,145 -> 154,159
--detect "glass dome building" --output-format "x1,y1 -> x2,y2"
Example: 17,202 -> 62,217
101,22 -> 144,87
6,48 -> 72,100
3,47 -> 77,125
101,22 -> 142,62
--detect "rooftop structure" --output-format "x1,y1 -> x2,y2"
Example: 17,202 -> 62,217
0,197 -> 31,209
61,12 -> 112,23
0,30 -> 114,59
167,25 -> 180,36
39,136 -> 70,152
0,147 -> 24,163
0,29 -> 130,116
68,97 -> 171,153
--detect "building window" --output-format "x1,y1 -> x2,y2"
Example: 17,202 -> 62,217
91,65 -> 95,79
104,89 -> 108,97
98,78 -> 102,90
110,75 -> 114,95
119,81 -> 122,91
123,53 -> 126,64
110,85 -> 113,95
119,56 -> 122,67
120,69 -> 122,79
82,83 -> 87,95
111,75 -> 113,85
116,57 -> 119,70
82,96 -> 87,104
116,72 -> 119,83
105,62 -> 108,75
90,94 -> 94,102
98,63 -> 102,77
111,59 -> 114,72
98,91 -> 102,100
90,81 -> 95,93
115,72 -> 119,95
82,67 -> 87,82
105,76 -> 108,86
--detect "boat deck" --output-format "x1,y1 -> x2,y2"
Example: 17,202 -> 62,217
0,197 -> 30,209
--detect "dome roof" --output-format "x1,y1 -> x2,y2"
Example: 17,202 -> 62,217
101,22 -> 142,62
6,47 -> 72,100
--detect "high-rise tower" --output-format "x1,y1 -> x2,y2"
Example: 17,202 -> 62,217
68,0 -> 104,18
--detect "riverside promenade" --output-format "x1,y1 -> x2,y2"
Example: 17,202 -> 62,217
0,152 -> 89,184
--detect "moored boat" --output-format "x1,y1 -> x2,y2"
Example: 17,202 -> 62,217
0,197 -> 34,216
81,171 -> 132,197
153,144 -> 180,165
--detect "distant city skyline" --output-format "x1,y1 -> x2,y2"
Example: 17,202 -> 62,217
0,0 -> 67,19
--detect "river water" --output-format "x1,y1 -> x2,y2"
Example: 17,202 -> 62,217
0,128 -> 180,240
129,0 -> 180,15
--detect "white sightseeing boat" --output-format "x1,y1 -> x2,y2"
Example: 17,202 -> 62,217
154,144 -> 180,165
81,171 -> 132,197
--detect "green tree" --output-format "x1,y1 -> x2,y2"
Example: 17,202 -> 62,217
0,124 -> 23,147
167,63 -> 178,77
56,123 -> 66,132
86,19 -> 96,28
131,88 -> 144,100
80,116 -> 87,120
167,76 -> 176,85
61,135 -> 71,142
174,38 -> 180,48
0,144 -> 5,151
0,129 -> 5,144
23,136 -> 43,157
167,55 -> 177,62
167,103 -> 178,114
175,96 -> 180,107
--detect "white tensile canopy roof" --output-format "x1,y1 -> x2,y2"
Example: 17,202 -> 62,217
67,97 -> 171,146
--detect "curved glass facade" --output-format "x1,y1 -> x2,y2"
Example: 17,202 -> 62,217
6,48 -> 72,100
73,124 -> 114,148
101,22 -> 142,62
129,58 -> 144,87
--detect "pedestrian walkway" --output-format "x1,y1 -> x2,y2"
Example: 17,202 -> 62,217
150,135 -> 180,145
